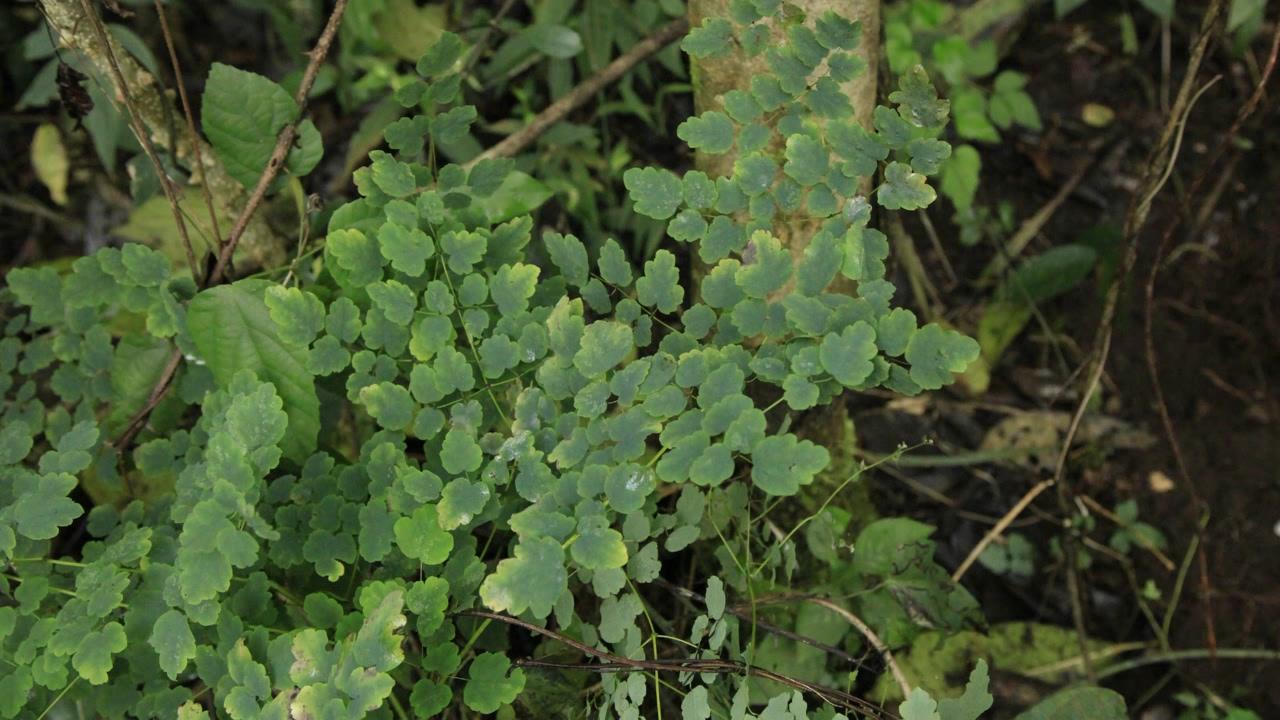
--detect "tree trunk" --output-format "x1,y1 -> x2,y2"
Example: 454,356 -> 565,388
688,0 -> 880,284
39,0 -> 283,269
687,0 -> 883,527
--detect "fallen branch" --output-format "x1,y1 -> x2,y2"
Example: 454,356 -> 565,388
805,598 -> 911,699
951,478 -> 1055,583
464,17 -> 689,169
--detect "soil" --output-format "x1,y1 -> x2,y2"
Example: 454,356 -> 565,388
852,3 -> 1280,713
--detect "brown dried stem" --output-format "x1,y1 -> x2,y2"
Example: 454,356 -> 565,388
1050,0 -> 1228,679
463,18 -> 689,170
204,0 -> 350,288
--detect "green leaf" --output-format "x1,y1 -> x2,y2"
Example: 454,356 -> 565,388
938,660 -> 994,720
477,171 -> 552,224
783,134 -> 829,186
624,167 -> 683,220
0,424 -> 33,466
574,321 -> 633,378
682,18 -> 733,58
907,138 -> 952,175
368,152 -> 416,198
150,610 -> 196,680
359,382 -> 415,431
783,375 -> 819,410
877,308 -> 917,357
1136,0 -> 1174,21
941,145 -> 981,211
900,688 -> 941,720
889,65 -> 949,130
73,622 -> 127,685
681,686 -> 711,719
187,281 -> 319,461
996,245 -> 1097,305
1015,687 -> 1127,720
636,250 -> 683,314
734,153 -> 778,195
352,590 -> 406,672
669,209 -> 709,243
815,11 -> 862,50
1054,0 -> 1088,17
491,263 -> 539,316
14,473 -> 81,540
479,536 -> 566,618
751,434 -> 829,496
599,239 -> 634,287
263,285 -> 325,346
544,231 -> 588,287
417,31 -> 463,76
677,111 -> 735,154
879,161 -> 936,211
571,527 -> 628,570
394,504 -> 453,564
202,63 -> 321,189
439,480 -> 491,530
819,321 -> 877,387
906,324 -> 980,390
327,228 -> 386,287
441,426 -> 483,475
430,105 -> 477,144
440,230 -> 487,274
464,652 -> 525,713
736,232 -> 792,299
378,221 -> 434,277
527,24 -> 582,58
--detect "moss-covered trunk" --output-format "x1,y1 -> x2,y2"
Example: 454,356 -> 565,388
688,0 -> 883,526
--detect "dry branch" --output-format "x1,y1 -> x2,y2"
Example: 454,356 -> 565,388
39,0 -> 282,268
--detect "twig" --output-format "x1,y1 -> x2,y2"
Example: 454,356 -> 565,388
458,609 -> 893,718
1077,495 -> 1176,571
463,17 -> 689,169
67,0 -> 200,279
112,0 -> 351,453
1140,2 -> 1280,660
461,0 -> 519,74
804,598 -> 911,699
952,478 -> 1055,583
204,0 -> 350,288
112,348 -> 182,454
154,0 -> 223,256
1049,0 -> 1228,681
1093,648 -> 1280,682
976,138 -> 1106,285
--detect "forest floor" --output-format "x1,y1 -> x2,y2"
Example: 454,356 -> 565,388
855,5 -> 1280,713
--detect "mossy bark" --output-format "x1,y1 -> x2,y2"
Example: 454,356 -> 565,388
688,0 -> 882,521
40,0 -> 284,269
689,0 -> 879,288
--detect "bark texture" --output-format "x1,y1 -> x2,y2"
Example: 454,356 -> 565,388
40,0 -> 283,269
688,0 -> 880,283
687,0 -> 883,518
